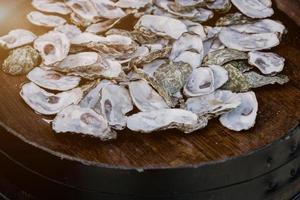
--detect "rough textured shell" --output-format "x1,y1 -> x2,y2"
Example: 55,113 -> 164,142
2,46 -> 39,75
27,11 -> 66,27
203,48 -> 248,66
127,109 -> 208,133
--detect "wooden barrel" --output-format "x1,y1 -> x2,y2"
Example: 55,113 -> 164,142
0,1 -> 299,199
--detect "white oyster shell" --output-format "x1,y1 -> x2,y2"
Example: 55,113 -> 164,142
56,52 -> 99,72
0,29 -> 37,49
219,91 -> 258,131
129,80 -> 169,112
135,15 -> 187,39
53,105 -> 116,140
170,33 -> 204,68
34,31 -> 70,65
186,90 -> 241,117
20,82 -> 83,115
218,28 -> 280,52
115,0 -> 152,9
32,0 -> 71,15
70,32 -> 105,45
100,84 -> 133,130
184,65 -> 228,97
90,0 -> 126,19
229,19 -> 286,36
127,109 -> 208,133
174,0 -> 205,7
54,24 -> 82,40
231,0 -> 274,19
248,51 -> 285,74
65,0 -> 100,24
86,19 -> 120,34
27,11 -> 66,28
27,67 -> 81,91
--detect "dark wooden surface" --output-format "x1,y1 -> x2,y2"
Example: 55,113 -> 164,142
0,0 -> 299,169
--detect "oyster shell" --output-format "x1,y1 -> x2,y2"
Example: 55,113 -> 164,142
129,80 -> 169,112
206,0 -> 232,13
27,67 -> 81,91
203,49 -> 248,66
169,33 -> 204,68
222,62 -> 289,92
86,19 -> 121,34
90,0 -> 126,19
184,65 -> 228,97
219,91 -> 258,131
135,15 -> 187,39
32,0 -> 71,15
216,12 -> 253,27
54,24 -> 82,40
100,84 -> 133,130
231,0 -> 274,19
218,28 -> 280,51
115,0 -> 152,9
53,105 -> 116,140
248,51 -> 285,74
70,32 -> 105,46
2,46 -> 40,75
34,31 -> 70,65
186,90 -> 241,117
65,0 -> 100,25
20,82 -> 83,115
0,29 -> 37,49
27,11 -> 66,28
174,0 -> 205,7
127,109 -> 208,133
181,20 -> 206,39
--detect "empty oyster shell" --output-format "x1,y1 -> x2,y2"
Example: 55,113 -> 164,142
248,51 -> 285,74
231,0 -> 274,19
218,28 -> 280,51
86,19 -> 121,34
2,46 -> 40,75
34,31 -> 70,65
27,11 -> 66,28
219,91 -> 258,131
203,49 -> 248,66
54,24 -> 82,40
32,0 -> 71,15
170,33 -> 204,68
135,15 -> 187,39
65,0 -> 100,25
222,62 -> 289,92
229,19 -> 286,36
27,67 -> 81,91
53,105 -> 116,140
99,84 -> 133,130
20,82 -> 83,115
181,20 -> 206,39
115,0 -> 152,9
90,0 -> 126,19
184,65 -> 228,97
127,109 -> 208,133
142,59 -> 167,76
129,80 -> 169,112
56,52 -> 99,72
174,0 -> 205,7
186,90 -> 241,117
0,29 -> 37,49
70,32 -> 105,46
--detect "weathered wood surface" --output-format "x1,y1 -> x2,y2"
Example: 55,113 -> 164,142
0,1 -> 299,169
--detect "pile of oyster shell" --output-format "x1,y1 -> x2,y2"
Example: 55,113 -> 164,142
0,0 -> 290,140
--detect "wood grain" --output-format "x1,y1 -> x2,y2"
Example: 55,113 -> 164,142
275,0 -> 300,26
0,1 -> 299,169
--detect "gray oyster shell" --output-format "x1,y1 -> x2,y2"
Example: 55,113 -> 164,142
2,46 -> 40,75
203,49 -> 248,66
